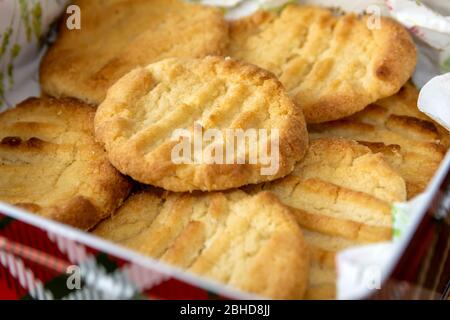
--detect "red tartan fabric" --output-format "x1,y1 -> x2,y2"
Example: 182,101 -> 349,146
0,213 -> 221,300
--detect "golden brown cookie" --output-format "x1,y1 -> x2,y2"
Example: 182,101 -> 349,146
93,190 -> 310,299
228,4 -> 417,123
290,138 -> 407,203
310,83 -> 449,198
245,138 -> 407,299
0,98 -> 131,230
246,138 -> 405,243
40,0 -> 229,105
94,56 -> 308,192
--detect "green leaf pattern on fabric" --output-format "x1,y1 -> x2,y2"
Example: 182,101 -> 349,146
7,63 -> 14,87
0,72 -> 4,102
32,2 -> 43,41
265,0 -> 297,13
0,28 -> 13,57
443,57 -> 450,72
1,0 -> 46,106
19,0 -> 32,42
11,44 -> 21,59
392,204 -> 411,240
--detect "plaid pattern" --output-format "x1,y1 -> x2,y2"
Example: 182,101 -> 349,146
0,213 -> 222,300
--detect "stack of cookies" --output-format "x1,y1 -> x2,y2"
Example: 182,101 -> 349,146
0,0 -> 448,299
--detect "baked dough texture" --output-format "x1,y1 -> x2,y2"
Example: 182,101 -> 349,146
95,56 -> 308,192
310,83 -> 449,198
0,98 -> 131,230
40,0 -> 229,105
93,189 -> 310,299
245,138 -> 407,299
228,4 -> 417,123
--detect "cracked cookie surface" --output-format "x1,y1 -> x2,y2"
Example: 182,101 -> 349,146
309,83 -> 449,198
0,98 -> 131,230
93,189 -> 309,299
244,138 -> 407,299
228,4 -> 417,123
40,0 -> 229,105
94,56 -> 308,192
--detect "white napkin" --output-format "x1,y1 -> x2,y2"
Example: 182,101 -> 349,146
419,73 -> 450,131
0,0 -> 68,111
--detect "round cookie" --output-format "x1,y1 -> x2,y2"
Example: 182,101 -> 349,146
0,98 -> 131,230
94,56 -> 308,192
228,4 -> 417,123
245,138 -> 407,299
93,189 -> 310,299
40,0 -> 229,105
